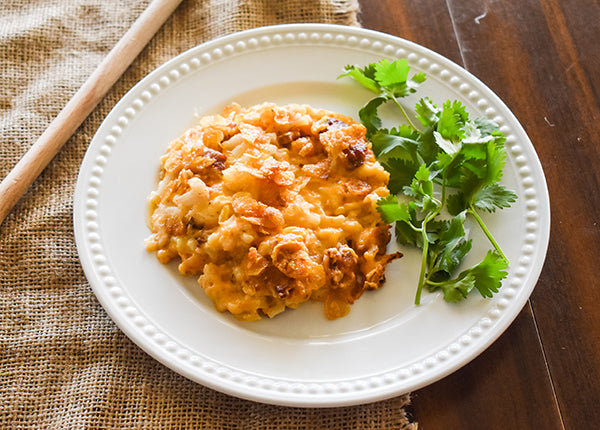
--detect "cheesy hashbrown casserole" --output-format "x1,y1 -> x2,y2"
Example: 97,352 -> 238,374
145,103 -> 401,320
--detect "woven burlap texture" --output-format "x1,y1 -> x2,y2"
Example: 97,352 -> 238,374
0,0 -> 416,428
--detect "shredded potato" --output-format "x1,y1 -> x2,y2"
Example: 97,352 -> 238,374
145,103 -> 401,320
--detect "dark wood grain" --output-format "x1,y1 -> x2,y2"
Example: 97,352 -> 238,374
446,1 -> 600,428
413,305 -> 562,429
357,0 -> 462,65
360,0 -> 600,428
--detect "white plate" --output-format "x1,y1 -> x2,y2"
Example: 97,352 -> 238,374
74,24 -> 550,407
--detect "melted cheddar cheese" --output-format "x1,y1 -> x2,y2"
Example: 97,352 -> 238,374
145,103 -> 401,320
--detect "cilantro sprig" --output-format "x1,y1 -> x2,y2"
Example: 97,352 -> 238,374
340,59 -> 517,304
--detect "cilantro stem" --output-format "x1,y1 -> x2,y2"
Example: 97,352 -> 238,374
467,206 -> 508,262
415,197 -> 442,305
415,178 -> 448,303
391,97 -> 419,131
415,223 -> 429,305
441,178 -> 447,209
425,279 -> 444,286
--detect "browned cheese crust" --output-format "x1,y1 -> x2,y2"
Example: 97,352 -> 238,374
145,103 -> 401,320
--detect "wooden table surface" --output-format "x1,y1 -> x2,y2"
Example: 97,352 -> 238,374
359,0 -> 600,428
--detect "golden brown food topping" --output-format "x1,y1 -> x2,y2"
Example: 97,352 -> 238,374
145,103 -> 401,321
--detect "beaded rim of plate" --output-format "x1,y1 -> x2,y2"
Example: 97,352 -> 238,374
74,24 -> 549,406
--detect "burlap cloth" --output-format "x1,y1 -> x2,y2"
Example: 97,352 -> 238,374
0,1 -> 417,428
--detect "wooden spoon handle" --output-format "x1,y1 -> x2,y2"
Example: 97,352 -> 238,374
0,0 -> 183,225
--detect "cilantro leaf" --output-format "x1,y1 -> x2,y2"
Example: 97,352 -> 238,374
374,58 -> 410,87
471,183 -> 518,212
436,273 -> 476,302
427,211 -> 473,282
403,164 -> 441,215
373,58 -> 427,98
462,121 -> 494,144
474,117 -> 500,137
437,100 -> 468,141
430,250 -> 508,300
416,127 -> 440,165
359,97 -> 386,138
382,158 -> 420,194
409,72 -> 427,89
376,194 -> 406,224
339,64 -> 379,93
371,129 -> 420,162
434,131 -> 462,155
415,97 -> 439,128
446,191 -> 468,216
446,138 -> 513,213
394,203 -> 422,247
460,142 -> 488,161
462,250 -> 508,297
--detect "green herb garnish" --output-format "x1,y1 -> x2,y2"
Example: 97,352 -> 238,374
340,59 -> 517,304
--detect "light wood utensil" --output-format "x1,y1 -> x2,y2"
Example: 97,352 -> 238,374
0,0 -> 183,225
